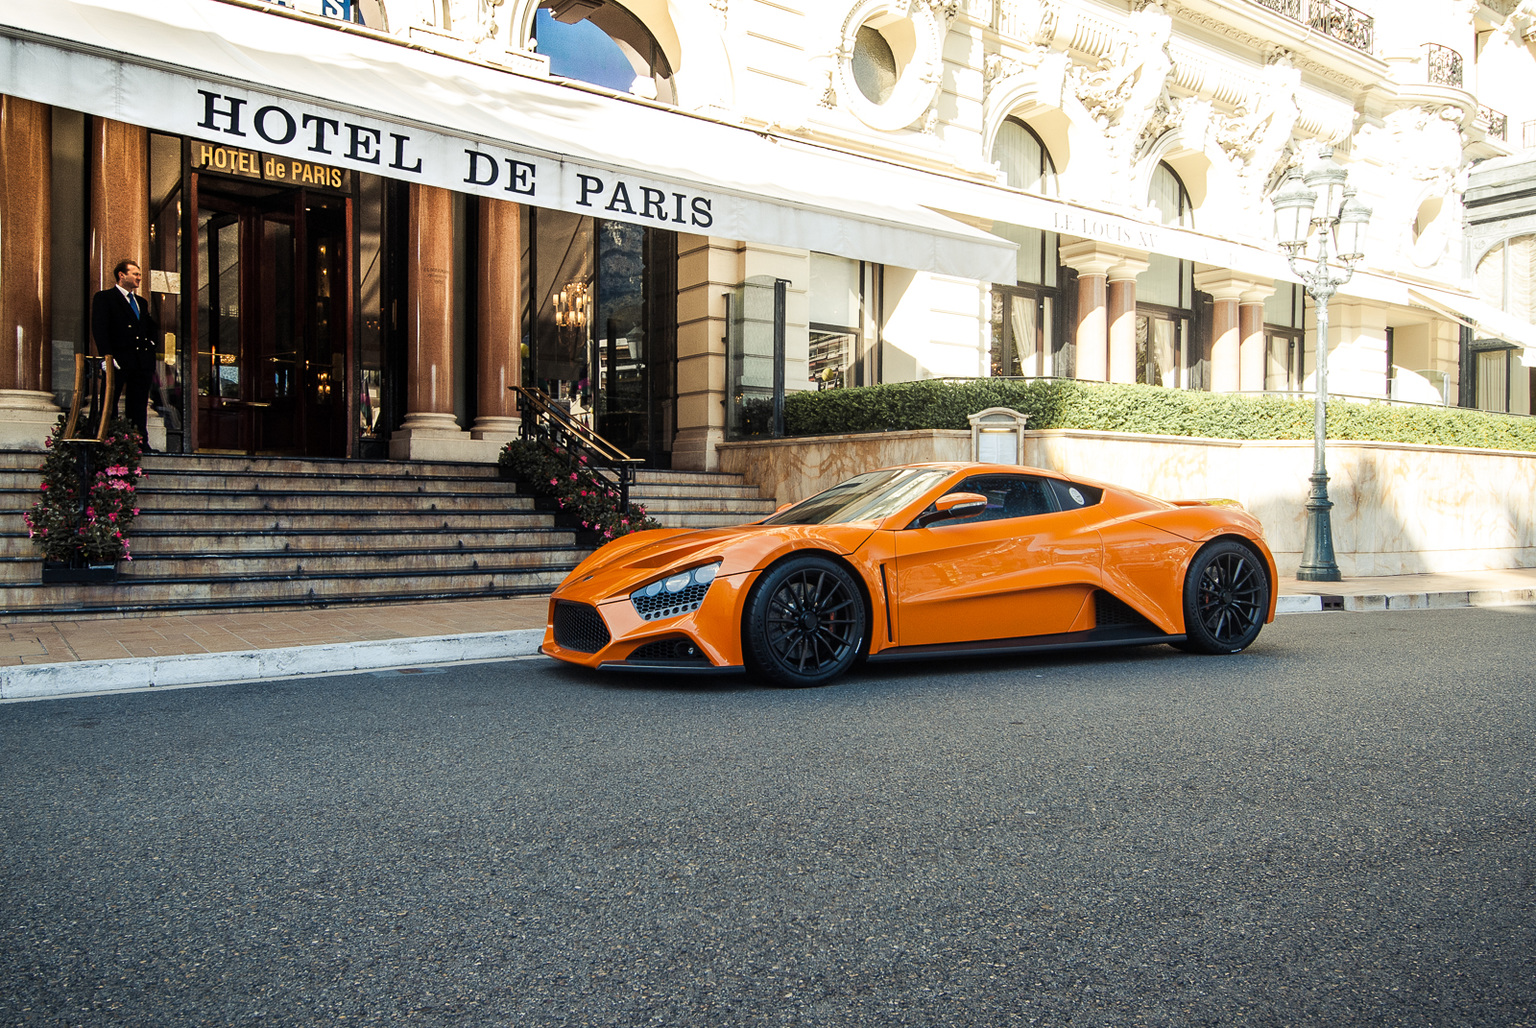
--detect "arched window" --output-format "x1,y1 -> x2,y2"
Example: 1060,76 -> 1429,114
991,118 -> 1057,197
533,2 -> 675,103
989,118 -> 1063,378
1148,161 -> 1192,228
1137,164 -> 1197,389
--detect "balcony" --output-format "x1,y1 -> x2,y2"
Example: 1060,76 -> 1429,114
1423,43 -> 1464,88
1250,0 -> 1374,53
1481,105 -> 1508,141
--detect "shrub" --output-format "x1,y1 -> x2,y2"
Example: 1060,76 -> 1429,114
24,416 -> 144,565
781,379 -> 1536,452
499,439 -> 660,541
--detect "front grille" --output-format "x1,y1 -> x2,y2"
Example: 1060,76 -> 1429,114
632,581 -> 710,621
627,637 -> 710,664
552,601 -> 611,653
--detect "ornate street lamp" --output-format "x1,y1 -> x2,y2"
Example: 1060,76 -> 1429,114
1271,148 -> 1373,582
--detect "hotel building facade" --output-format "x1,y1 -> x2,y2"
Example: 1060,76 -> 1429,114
1,0 -> 1533,470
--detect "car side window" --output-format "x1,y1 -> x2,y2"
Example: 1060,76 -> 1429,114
1047,478 -> 1104,510
930,474 -> 1058,526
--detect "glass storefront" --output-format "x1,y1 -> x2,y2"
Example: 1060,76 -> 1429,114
524,209 -> 677,465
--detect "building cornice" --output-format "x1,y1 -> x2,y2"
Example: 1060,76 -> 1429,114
1162,0 -> 1388,96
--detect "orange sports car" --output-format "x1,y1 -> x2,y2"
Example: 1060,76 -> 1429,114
541,463 -> 1278,686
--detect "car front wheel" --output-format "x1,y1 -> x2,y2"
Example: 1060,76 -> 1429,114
744,555 -> 867,687
1180,539 -> 1269,654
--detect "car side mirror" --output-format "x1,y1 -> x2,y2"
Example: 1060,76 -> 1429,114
915,491 -> 987,528
774,502 -> 794,514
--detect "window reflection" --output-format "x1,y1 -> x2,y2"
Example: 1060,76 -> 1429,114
533,2 -> 675,103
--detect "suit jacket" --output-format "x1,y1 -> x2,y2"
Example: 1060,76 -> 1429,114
90,287 -> 159,372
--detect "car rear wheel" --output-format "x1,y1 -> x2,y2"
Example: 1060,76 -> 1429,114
744,555 -> 867,687
1180,539 -> 1269,654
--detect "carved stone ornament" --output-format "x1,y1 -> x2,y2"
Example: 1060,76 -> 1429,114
832,0 -> 958,132
450,0 -> 503,45
819,70 -> 839,109
1071,2 -> 1175,155
982,49 -> 1049,101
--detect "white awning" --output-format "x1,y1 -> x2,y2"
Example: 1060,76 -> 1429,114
1407,287 -> 1536,359
0,0 -> 1018,282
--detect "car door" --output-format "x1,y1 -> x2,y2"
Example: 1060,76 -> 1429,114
891,473 -> 1102,648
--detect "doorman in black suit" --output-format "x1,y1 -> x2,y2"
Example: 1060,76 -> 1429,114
90,259 -> 159,449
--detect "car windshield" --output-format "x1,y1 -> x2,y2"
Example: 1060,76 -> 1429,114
761,468 -> 951,526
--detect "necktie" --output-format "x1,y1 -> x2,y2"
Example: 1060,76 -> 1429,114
127,293 -> 139,318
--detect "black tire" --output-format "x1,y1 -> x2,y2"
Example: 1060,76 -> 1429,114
1180,539 -> 1269,655
743,555 -> 868,687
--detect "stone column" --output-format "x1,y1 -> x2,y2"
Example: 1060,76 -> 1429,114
1107,256 -> 1149,384
673,234 -> 740,471
390,183 -> 474,460
88,116 -> 165,449
1238,287 -> 1273,392
1060,241 -> 1145,383
0,95 -> 59,449
470,196 -> 521,448
1195,270 -> 1275,393
89,118 -> 151,296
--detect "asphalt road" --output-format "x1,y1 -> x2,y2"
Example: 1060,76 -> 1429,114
3,606 -> 1534,1028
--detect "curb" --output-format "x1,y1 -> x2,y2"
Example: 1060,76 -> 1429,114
1276,587 -> 1536,615
0,629 -> 545,701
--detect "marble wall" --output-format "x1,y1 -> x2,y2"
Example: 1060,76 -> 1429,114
716,430 -> 1536,577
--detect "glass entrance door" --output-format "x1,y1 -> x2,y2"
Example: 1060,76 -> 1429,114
528,212 -> 675,465
193,186 -> 351,455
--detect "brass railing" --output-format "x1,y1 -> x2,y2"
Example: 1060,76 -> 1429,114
61,353 -> 116,444
512,386 -> 641,510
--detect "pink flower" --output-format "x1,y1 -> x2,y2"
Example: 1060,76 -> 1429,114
570,472 -> 578,480
40,483 -> 47,491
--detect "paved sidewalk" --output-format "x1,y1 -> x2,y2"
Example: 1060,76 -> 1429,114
3,569 -> 1534,701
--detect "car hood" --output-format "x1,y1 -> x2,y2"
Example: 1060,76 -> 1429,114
557,522 -> 879,604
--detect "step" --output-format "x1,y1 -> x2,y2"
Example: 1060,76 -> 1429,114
137,472 -> 523,494
126,527 -> 575,554
0,564 -> 577,617
128,510 -> 561,533
627,482 -> 765,501
137,454 -> 506,478
131,491 -> 539,513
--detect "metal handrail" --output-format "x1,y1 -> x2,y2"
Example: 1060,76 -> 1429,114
1480,105 -> 1508,141
1424,43 -> 1463,88
512,385 -> 642,509
61,353 -> 115,444
1248,0 -> 1374,53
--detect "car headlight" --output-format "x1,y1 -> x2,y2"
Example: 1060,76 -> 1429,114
631,561 -> 721,621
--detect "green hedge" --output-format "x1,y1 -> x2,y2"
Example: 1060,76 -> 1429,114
778,379 -> 1536,453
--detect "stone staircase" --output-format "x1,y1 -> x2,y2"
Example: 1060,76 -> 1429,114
0,452 -> 776,619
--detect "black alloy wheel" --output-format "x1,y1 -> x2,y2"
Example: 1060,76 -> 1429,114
744,555 -> 867,687
1180,539 -> 1269,654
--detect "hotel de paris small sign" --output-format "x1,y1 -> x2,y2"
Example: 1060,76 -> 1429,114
193,141 -> 350,192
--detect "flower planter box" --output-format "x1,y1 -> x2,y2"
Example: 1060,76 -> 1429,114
41,561 -> 119,584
